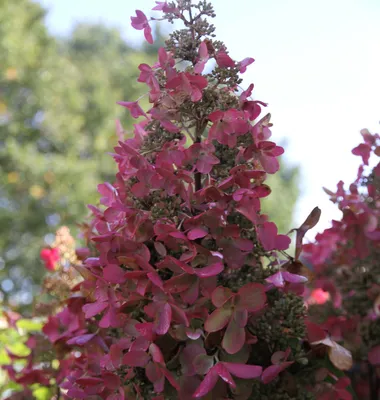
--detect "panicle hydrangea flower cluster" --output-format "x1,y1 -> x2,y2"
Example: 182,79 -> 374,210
2,1 -> 356,399
305,129 -> 380,398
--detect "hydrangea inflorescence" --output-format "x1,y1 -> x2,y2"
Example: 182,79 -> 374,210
306,129 -> 380,398
2,1 -> 357,399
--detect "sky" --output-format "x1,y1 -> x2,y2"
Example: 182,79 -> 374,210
38,0 -> 380,238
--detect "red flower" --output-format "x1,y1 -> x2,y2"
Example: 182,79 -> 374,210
40,247 -> 60,271
194,41 -> 209,74
116,101 -> 147,119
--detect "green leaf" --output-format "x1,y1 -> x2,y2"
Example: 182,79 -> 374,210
17,318 -> 43,332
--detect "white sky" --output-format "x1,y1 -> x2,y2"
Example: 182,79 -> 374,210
38,0 -> 380,238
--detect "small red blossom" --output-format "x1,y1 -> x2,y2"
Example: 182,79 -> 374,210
40,247 -> 60,271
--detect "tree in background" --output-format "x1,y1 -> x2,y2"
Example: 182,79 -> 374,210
0,0 -> 298,310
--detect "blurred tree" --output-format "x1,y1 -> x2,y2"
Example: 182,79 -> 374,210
0,0 -> 298,311
262,157 -> 300,234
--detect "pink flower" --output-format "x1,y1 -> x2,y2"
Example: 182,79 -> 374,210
194,41 -> 209,74
137,63 -> 160,92
208,109 -> 249,147
215,51 -> 235,68
352,143 -> 371,165
238,57 -> 254,73
204,284 -> 266,354
256,141 -> 284,174
257,221 -> 291,251
265,270 -> 308,288
166,72 -> 208,102
184,142 -> 219,174
152,1 -> 179,13
130,10 -> 153,44
308,288 -> 330,305
239,84 -> 267,120
116,101 -> 147,119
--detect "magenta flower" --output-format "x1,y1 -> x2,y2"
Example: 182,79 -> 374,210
116,101 -> 147,119
185,141 -> 220,174
166,72 -> 208,102
215,51 -> 235,68
194,41 -> 209,74
152,1 -> 179,13
208,109 -> 249,147
352,143 -> 371,165
265,269 -> 308,288
137,63 -> 160,92
239,84 -> 268,120
251,140 -> 285,174
238,57 -> 255,73
257,221 -> 291,251
130,10 -> 153,44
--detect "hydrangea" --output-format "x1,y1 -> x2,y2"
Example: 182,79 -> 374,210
2,1 -> 355,399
